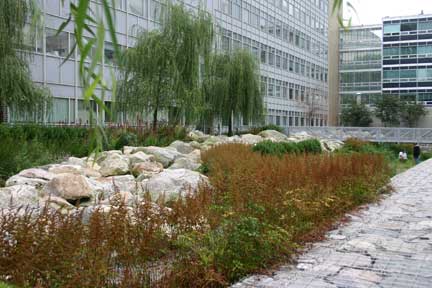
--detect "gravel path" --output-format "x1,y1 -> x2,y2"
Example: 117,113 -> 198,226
233,160 -> 432,288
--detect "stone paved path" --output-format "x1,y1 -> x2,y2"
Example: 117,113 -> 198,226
233,160 -> 432,288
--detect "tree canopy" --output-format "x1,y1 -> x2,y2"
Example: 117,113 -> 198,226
0,0 -> 50,119
116,4 -> 214,130
340,101 -> 373,127
203,50 -> 263,135
400,102 -> 427,128
374,95 -> 403,127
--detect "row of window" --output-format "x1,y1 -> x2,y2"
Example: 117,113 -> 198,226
383,68 -> 432,81
340,93 -> 382,105
383,44 -> 432,57
340,50 -> 381,64
340,71 -> 382,84
220,29 -> 328,83
266,113 -> 326,127
218,0 -> 328,36
340,28 -> 382,50
384,21 -> 432,34
260,76 -> 326,103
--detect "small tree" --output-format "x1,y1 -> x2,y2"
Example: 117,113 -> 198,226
340,101 -> 373,127
116,4 -> 213,131
375,95 -> 402,127
203,50 -> 263,135
0,0 -> 50,121
401,102 -> 427,127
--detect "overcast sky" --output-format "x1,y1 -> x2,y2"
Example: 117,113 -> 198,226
344,0 -> 432,25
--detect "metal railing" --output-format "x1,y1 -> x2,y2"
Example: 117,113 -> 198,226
286,127 -> 432,144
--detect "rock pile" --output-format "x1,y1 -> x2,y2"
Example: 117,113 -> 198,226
0,130 -> 344,213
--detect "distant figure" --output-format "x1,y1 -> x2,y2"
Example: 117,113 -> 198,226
413,144 -> 421,164
399,151 -> 408,162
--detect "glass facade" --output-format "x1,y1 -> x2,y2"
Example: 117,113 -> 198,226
11,0 -> 330,127
339,25 -> 383,106
383,15 -> 432,102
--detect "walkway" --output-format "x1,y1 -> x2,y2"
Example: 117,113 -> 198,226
233,160 -> 432,288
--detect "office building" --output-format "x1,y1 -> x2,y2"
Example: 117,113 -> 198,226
6,0 -> 331,128
382,14 -> 432,104
339,25 -> 382,109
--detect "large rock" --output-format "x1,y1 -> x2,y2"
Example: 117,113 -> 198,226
18,168 -> 54,181
123,146 -> 138,155
142,169 -> 208,202
187,130 -> 209,142
0,185 -> 40,209
49,164 -> 83,175
258,130 -> 288,142
62,157 -> 87,167
98,153 -> 130,177
132,162 -> 164,178
44,174 -> 92,201
100,191 -> 137,206
87,175 -> 138,201
169,157 -> 201,171
240,134 -> 264,145
169,140 -> 195,154
94,150 -> 123,164
128,151 -> 155,166
136,146 -> 182,168
320,139 -> 344,152
39,196 -> 75,211
5,175 -> 48,188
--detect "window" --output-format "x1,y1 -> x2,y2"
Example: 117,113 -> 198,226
401,22 -> 417,32
104,42 -> 114,64
49,98 -> 69,123
384,23 -> 400,34
129,0 -> 143,16
46,28 -> 69,57
419,21 -> 432,31
232,0 -> 241,20
150,0 -> 164,22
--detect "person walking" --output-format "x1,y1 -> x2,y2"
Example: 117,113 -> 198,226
413,143 -> 421,164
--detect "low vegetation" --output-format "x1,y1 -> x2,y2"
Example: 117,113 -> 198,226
252,139 -> 322,156
0,124 -> 187,186
0,143 -> 391,287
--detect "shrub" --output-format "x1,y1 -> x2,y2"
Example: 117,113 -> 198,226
252,139 -> 321,157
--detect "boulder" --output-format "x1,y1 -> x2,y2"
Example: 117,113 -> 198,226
63,157 -> 87,167
83,168 -> 102,178
142,169 -> 208,202
190,141 -> 202,150
320,139 -> 344,152
258,130 -> 288,142
132,161 -> 164,178
240,134 -> 264,145
100,191 -> 137,206
39,196 -> 75,211
123,146 -> 138,155
94,150 -> 123,164
87,175 -> 138,200
187,130 -> 209,142
49,164 -> 83,175
128,151 -> 155,166
18,168 -> 54,181
44,174 -> 92,201
6,175 -> 48,188
0,185 -> 40,209
169,140 -> 195,154
169,157 -> 201,171
137,146 -> 182,168
99,153 -> 130,177
187,150 -> 201,163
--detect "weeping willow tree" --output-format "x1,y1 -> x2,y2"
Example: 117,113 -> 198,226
203,50 -> 263,135
116,3 -> 214,131
0,0 -> 51,121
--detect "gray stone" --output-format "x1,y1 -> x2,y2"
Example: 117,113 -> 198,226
48,164 -> 83,175
168,157 -> 201,171
142,169 -> 208,202
187,130 -> 209,142
258,130 -> 288,142
137,146 -> 182,168
44,174 -> 92,201
0,185 -> 40,209
5,175 -> 48,188
98,153 -> 130,177
132,161 -> 164,178
239,134 -> 264,145
18,168 -> 54,181
128,151 -> 155,166
169,140 -> 195,154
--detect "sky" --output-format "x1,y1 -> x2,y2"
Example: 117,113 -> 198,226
344,0 -> 432,25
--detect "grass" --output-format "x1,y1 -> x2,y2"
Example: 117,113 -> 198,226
0,143 -> 392,287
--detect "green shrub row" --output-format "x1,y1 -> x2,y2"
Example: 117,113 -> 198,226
252,139 -> 322,156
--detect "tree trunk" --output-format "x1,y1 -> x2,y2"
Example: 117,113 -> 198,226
228,110 -> 233,136
152,106 -> 158,132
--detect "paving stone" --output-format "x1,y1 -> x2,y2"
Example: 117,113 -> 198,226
233,159 -> 432,288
